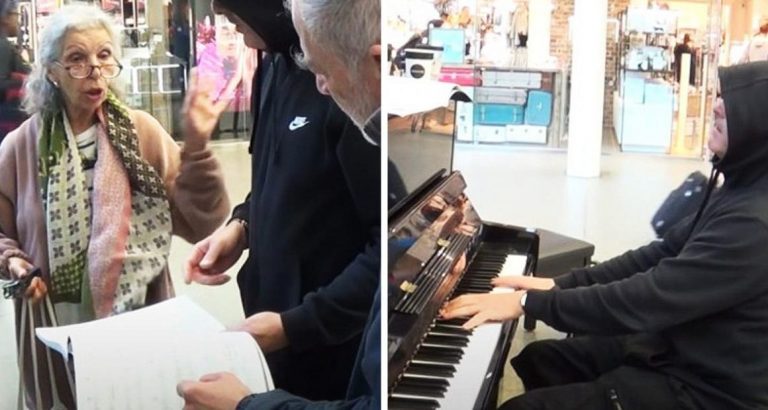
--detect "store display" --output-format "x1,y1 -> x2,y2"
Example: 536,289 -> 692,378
524,90 -> 552,126
428,27 -> 465,64
473,124 -> 507,142
404,46 -> 442,80
438,65 -> 479,86
474,103 -> 524,126
614,7 -> 677,153
474,87 -> 527,105
506,124 -> 546,144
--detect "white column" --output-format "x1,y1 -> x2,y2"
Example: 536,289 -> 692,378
566,0 -> 608,178
527,0 -> 554,68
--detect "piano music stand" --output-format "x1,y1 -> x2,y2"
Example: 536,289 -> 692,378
525,229 -> 595,331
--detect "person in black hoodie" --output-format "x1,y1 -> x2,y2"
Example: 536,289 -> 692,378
182,0 -> 380,402
443,61 -> 768,409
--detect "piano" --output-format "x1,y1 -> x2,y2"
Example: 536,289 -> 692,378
387,170 -> 539,410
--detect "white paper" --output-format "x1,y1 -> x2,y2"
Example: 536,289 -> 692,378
71,331 -> 270,410
36,296 -> 224,358
35,297 -> 272,409
387,76 -> 471,117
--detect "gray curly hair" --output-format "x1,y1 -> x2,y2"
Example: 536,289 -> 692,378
22,3 -> 122,115
292,0 -> 379,70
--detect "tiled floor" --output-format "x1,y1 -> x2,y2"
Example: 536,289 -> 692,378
0,140 -> 711,408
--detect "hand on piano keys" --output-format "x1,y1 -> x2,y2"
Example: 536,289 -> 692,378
491,275 -> 555,291
440,291 -> 527,330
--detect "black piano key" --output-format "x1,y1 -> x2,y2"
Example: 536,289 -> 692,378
418,345 -> 464,356
414,352 -> 462,365
406,362 -> 456,378
423,334 -> 469,347
436,318 -> 469,327
393,385 -> 445,399
389,396 -> 440,410
400,376 -> 450,389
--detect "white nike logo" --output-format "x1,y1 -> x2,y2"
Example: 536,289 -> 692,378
288,116 -> 310,131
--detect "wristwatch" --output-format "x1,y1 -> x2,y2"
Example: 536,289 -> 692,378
520,291 -> 528,309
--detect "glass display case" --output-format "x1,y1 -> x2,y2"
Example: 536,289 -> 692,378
387,0 -> 567,149
18,0 -> 257,141
613,7 -> 677,153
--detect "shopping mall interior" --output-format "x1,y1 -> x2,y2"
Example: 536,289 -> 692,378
1,0 -> 767,407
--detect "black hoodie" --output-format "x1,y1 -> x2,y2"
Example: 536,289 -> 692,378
525,61 -> 768,409
217,0 -> 381,402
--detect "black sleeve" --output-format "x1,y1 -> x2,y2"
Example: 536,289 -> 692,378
237,390 -> 373,410
527,213 -> 768,335
554,214 -> 693,289
239,301 -> 381,410
231,192 -> 251,223
280,114 -> 381,350
0,41 -> 22,99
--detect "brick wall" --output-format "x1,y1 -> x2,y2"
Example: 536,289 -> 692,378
550,0 -> 630,128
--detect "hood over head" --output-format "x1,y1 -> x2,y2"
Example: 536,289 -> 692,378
714,61 -> 768,186
216,0 -> 299,54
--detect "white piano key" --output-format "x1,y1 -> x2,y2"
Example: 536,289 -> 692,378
393,253 -> 528,409
437,254 -> 526,408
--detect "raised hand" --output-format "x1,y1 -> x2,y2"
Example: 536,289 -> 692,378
181,68 -> 236,153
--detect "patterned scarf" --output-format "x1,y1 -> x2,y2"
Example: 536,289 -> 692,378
39,93 -> 172,316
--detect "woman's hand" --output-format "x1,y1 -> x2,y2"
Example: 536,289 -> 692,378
8,257 -> 47,303
181,69 -> 232,153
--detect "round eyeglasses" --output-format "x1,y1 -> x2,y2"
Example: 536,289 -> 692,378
54,61 -> 123,80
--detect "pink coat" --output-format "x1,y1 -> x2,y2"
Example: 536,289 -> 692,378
0,109 -> 230,409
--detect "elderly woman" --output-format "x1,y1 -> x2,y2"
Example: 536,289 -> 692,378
0,4 -> 229,408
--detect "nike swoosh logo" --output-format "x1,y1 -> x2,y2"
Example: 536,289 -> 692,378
289,117 -> 310,131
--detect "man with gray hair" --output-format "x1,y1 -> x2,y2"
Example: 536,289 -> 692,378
177,0 -> 382,408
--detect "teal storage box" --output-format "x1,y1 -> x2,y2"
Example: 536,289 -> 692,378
474,103 -> 524,125
524,90 -> 553,126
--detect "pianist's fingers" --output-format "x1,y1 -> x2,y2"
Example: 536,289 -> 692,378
463,311 -> 495,330
441,294 -> 483,319
491,276 -> 555,291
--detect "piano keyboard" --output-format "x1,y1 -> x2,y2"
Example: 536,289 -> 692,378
390,246 -> 528,410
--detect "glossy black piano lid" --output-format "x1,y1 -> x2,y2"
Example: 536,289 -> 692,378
387,170 -> 540,409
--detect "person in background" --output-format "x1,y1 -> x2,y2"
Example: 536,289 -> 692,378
740,16 -> 768,63
177,0 -> 382,407
673,33 -> 695,86
0,0 -> 30,143
182,0 -> 380,402
442,61 -> 768,409
0,5 -> 229,408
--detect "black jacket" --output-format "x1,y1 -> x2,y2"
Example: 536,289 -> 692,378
526,62 -> 768,409
235,104 -> 383,410
220,0 -> 380,401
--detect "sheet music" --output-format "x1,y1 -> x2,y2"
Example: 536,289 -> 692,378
36,296 -> 224,358
35,297 -> 272,408
387,76 -> 471,117
71,331 -> 270,409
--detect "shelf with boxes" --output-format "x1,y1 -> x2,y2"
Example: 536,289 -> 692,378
454,66 -> 563,147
